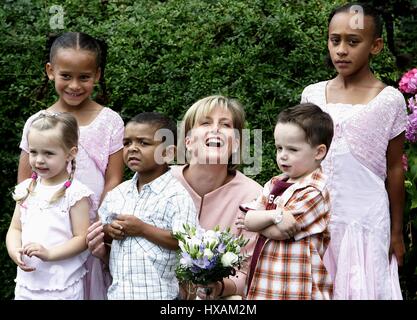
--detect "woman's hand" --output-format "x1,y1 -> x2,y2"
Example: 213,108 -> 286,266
235,211 -> 247,230
195,281 -> 223,300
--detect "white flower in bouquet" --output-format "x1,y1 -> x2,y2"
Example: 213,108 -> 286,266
203,230 -> 219,248
221,252 -> 239,267
179,254 -> 193,268
178,241 -> 187,253
185,236 -> 201,252
203,248 -> 214,259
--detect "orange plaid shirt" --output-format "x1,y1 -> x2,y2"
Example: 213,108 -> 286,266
246,168 -> 333,300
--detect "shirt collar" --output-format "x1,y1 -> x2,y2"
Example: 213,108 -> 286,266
293,167 -> 327,192
129,169 -> 172,194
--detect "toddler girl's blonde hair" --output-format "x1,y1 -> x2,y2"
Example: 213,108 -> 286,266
14,112 -> 79,204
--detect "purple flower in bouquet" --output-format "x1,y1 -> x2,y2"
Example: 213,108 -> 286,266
194,256 -> 211,269
180,252 -> 193,268
217,242 -> 226,253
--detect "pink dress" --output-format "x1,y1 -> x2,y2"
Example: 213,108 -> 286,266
301,81 -> 407,299
20,107 -> 124,299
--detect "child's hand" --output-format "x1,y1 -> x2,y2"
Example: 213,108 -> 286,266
235,212 -> 247,230
87,221 -> 107,260
275,211 -> 300,238
105,219 -> 126,240
23,242 -> 50,261
390,231 -> 405,266
116,214 -> 143,237
10,247 -> 36,272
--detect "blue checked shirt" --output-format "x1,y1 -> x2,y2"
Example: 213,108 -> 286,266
99,170 -> 197,299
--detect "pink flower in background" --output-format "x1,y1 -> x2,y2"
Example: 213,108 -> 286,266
408,96 -> 417,113
399,68 -> 417,142
399,68 -> 417,94
406,111 -> 417,142
402,153 -> 408,172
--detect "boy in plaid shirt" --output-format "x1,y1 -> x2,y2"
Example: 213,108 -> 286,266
237,103 -> 334,299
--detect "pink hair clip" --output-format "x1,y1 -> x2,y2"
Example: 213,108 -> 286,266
31,172 -> 38,180
64,180 -> 72,188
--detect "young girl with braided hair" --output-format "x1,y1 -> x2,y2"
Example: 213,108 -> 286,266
7,112 -> 93,299
17,32 -> 125,299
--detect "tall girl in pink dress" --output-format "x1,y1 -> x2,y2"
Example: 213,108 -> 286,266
301,3 -> 406,299
17,32 -> 125,299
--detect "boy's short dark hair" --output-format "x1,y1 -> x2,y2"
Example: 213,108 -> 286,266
276,103 -> 334,152
128,112 -> 177,146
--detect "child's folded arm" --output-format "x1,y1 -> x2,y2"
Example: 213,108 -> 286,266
284,188 -> 330,241
260,223 -> 289,240
244,209 -> 276,231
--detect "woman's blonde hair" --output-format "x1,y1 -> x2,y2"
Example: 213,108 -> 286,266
14,112 -> 79,204
178,95 -> 245,173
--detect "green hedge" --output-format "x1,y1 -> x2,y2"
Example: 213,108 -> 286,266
1,0 -> 416,299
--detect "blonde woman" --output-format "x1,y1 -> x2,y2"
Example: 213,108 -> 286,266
171,95 -> 262,299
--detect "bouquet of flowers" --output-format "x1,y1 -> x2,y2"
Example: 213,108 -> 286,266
173,224 -> 249,297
